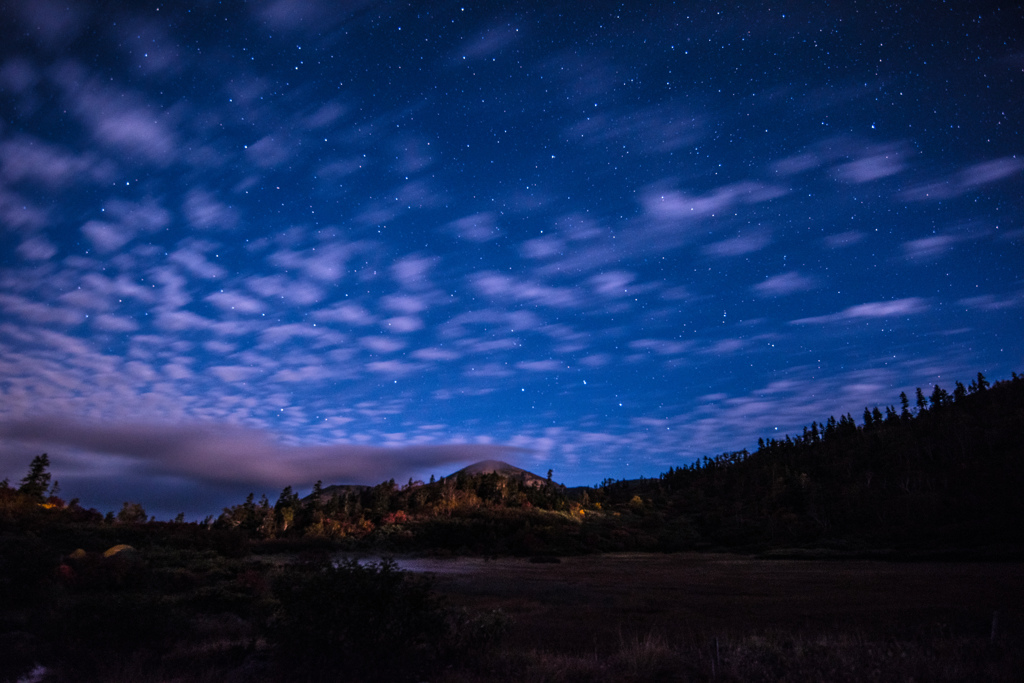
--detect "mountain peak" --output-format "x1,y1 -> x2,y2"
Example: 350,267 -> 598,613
452,460 -> 554,487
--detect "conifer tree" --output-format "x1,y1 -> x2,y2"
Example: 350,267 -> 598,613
18,454 -> 51,501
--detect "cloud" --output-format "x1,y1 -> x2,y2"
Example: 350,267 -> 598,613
11,0 -> 86,49
470,272 -> 581,308
445,212 -> 501,242
903,157 -> 1023,201
642,182 -> 786,221
833,148 -> 906,183
92,314 -> 139,333
391,254 -> 437,289
80,197 -> 172,252
703,231 -> 772,257
791,297 -> 928,324
183,189 -> 239,231
411,347 -> 461,361
754,271 -> 816,296
50,62 -> 177,163
360,336 -> 405,354
206,290 -> 263,314
381,293 -> 429,314
170,242 -> 226,279
366,360 -> 419,376
81,220 -> 132,253
0,187 -> 49,231
16,235 -> 57,261
516,360 -> 565,372
313,302 -> 375,326
589,271 -> 635,297
0,417 -> 526,487
901,234 -> 965,260
957,291 -> 1024,311
457,23 -> 522,60
383,316 -> 423,333
0,293 -> 84,326
0,135 -> 115,188
824,231 -> 864,249
247,275 -> 324,306
268,243 -> 354,282
252,0 -> 357,32
245,135 -> 293,168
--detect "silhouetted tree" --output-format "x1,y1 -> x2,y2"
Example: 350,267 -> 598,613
18,454 -> 51,502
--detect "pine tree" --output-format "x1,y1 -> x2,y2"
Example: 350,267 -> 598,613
18,454 -> 51,501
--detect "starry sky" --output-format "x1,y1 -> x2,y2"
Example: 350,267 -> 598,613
1,0 -> 1021,518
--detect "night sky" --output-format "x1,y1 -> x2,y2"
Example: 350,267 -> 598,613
1,0 -> 1021,519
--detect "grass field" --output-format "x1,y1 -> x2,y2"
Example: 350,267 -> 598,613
409,553 -> 1024,681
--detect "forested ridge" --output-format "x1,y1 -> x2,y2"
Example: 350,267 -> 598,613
4,371 -> 1022,559
213,370 -> 1024,557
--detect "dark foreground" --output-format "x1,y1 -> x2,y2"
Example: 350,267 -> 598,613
421,553 -> 1024,682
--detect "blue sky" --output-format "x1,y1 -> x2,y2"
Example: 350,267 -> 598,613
0,0 -> 1021,518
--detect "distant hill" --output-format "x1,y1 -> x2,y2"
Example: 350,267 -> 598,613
450,459 -> 555,488
310,483 -> 370,503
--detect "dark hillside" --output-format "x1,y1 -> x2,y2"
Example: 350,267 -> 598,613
602,372 -> 1024,555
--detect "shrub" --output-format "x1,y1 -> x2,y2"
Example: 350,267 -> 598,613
267,557 -> 493,682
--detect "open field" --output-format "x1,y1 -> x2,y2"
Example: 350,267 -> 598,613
405,553 -> 1024,681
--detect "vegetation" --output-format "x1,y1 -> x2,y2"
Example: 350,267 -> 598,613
0,369 -> 1021,680
209,370 -> 1024,558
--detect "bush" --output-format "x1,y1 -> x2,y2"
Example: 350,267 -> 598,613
267,557 -> 495,682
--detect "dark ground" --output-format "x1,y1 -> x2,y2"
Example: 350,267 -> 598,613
416,553 -> 1024,681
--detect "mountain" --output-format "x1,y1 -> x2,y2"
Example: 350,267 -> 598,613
450,459 -> 554,488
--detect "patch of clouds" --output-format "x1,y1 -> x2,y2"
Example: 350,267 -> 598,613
81,220 -> 132,253
268,243 -> 354,282
516,360 -> 565,372
360,336 -> 405,354
169,241 -> 226,279
0,135 -> 115,188
92,314 -> 139,333
470,272 -> 581,309
824,231 -> 864,249
11,0 -> 87,49
381,293 -> 429,315
0,188 -> 49,231
791,297 -> 928,324
0,57 -> 39,94
902,234 -> 965,260
903,157 -> 1023,201
521,235 -> 565,259
206,290 -> 263,314
391,254 -> 438,289
642,182 -> 787,221
771,151 -> 821,176
702,230 -> 772,257
183,189 -> 239,231
0,293 -> 85,326
366,360 -> 419,376
958,291 -> 1024,311
753,271 -> 816,296
589,270 -> 635,297
383,316 -> 424,333
312,302 -> 374,326
444,212 -> 501,243
16,235 -> 57,261
456,23 -> 522,60
2,417 -> 523,490
246,275 -> 323,306
411,347 -> 460,361
833,147 -> 906,183
244,135 -> 293,168
629,339 -> 691,356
